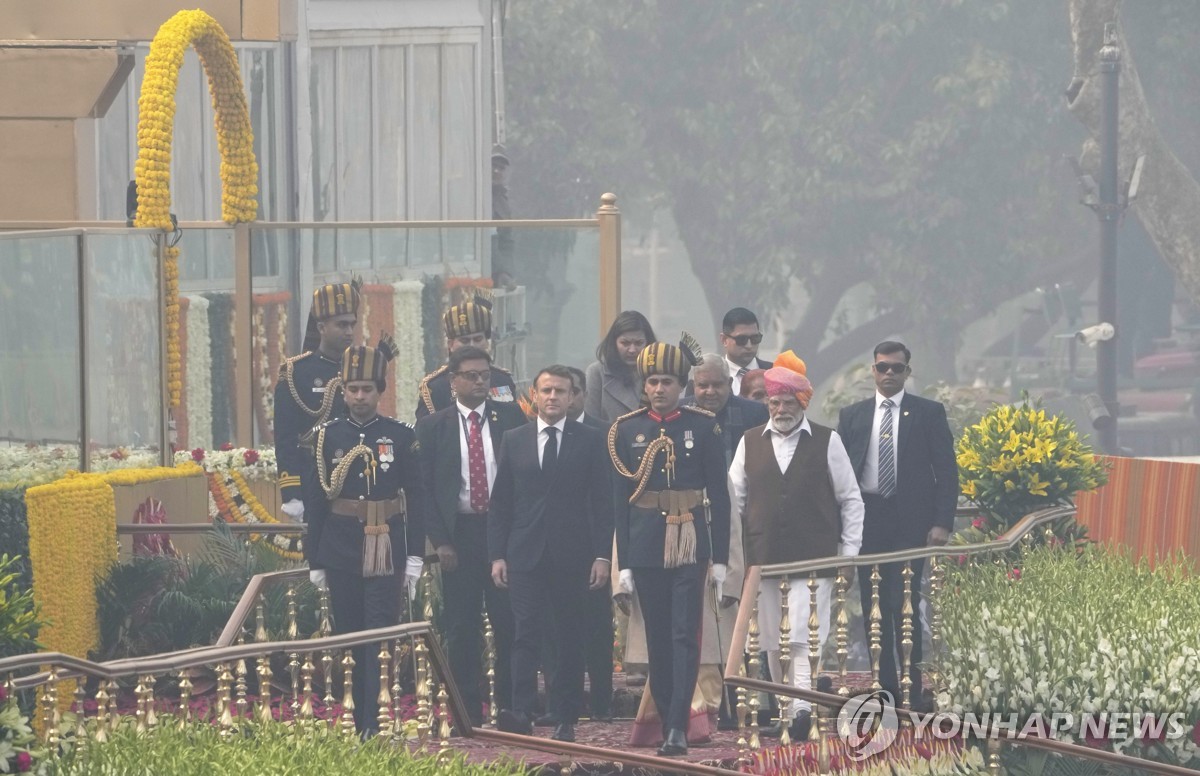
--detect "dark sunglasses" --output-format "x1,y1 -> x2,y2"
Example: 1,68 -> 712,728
727,333 -> 764,346
873,362 -> 909,375
453,369 -> 492,382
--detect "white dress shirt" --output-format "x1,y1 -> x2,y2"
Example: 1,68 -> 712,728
729,416 -> 864,557
725,355 -> 753,396
456,401 -> 498,513
860,389 -> 905,495
536,416 -> 567,467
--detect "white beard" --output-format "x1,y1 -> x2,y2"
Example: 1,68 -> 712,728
772,414 -> 802,434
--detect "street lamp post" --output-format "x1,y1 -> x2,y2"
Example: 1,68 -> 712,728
1095,22 -> 1121,454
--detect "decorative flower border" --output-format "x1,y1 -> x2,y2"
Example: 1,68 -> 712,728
184,294 -> 213,449
207,469 -> 302,561
392,279 -> 425,419
133,9 -> 258,408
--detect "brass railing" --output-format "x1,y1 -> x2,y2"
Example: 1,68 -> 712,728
720,504 -> 1194,776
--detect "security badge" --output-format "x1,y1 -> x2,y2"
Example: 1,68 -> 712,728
376,437 -> 394,472
490,384 -> 514,402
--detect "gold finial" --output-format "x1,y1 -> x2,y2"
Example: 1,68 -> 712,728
598,193 -> 619,213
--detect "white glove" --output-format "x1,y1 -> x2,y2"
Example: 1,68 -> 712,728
308,569 -> 327,589
618,569 -> 634,595
405,555 -> 424,602
281,499 -> 305,520
711,563 -> 727,600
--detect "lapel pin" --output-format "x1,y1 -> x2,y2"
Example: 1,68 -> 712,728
903,411 -> 910,416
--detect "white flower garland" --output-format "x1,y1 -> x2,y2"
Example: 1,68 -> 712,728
392,279 -> 425,419
184,294 -> 213,449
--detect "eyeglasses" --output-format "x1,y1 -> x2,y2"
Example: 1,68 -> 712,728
873,362 -> 909,375
453,369 -> 492,382
727,333 -> 763,347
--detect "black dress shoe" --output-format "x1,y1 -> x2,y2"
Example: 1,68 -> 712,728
496,709 -> 533,735
758,722 -> 783,739
551,722 -> 576,742
657,728 -> 688,756
788,710 -> 812,741
534,712 -> 560,727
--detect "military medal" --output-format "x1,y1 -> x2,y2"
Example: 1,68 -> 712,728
312,377 -> 326,394
684,429 -> 694,449
332,448 -> 344,465
376,437 -> 395,472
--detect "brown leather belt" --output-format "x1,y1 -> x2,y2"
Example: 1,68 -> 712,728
633,489 -> 703,513
331,496 -> 406,522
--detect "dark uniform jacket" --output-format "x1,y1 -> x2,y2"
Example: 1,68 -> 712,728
273,351 -> 346,503
415,399 -> 528,549
610,406 -> 732,570
414,364 -> 518,420
306,415 -> 425,574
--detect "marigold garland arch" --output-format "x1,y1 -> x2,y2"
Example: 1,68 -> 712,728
134,9 -> 259,408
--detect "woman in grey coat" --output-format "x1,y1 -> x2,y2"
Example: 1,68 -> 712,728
584,310 -> 657,425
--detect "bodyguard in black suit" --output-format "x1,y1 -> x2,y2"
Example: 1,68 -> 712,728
489,366 -> 614,742
610,338 -> 731,757
416,345 -> 527,726
836,341 -> 958,707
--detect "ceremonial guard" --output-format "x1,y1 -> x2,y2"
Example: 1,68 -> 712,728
415,296 -> 518,418
307,337 -> 426,736
273,281 -> 361,523
609,335 -> 731,757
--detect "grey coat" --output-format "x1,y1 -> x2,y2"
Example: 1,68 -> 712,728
584,360 -> 644,425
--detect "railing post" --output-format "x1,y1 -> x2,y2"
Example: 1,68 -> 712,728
233,222 -> 253,448
777,576 -> 792,745
597,193 -> 621,336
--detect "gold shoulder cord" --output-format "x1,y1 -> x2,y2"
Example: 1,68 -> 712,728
418,365 -> 448,414
682,405 -> 715,418
606,407 -> 674,503
315,424 -> 376,500
285,355 -> 342,422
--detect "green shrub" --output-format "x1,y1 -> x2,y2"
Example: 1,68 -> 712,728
0,553 -> 41,658
0,488 -> 30,592
49,721 -> 526,776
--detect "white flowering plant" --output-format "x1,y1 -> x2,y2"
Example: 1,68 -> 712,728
0,684 -> 41,774
935,544 -> 1200,767
172,446 -> 277,482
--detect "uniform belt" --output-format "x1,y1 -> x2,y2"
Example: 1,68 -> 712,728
331,496 -> 407,522
632,488 -> 704,513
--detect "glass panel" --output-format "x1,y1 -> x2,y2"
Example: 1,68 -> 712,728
337,47 -> 373,267
376,45 -> 408,267
0,235 -> 82,482
173,49 -> 210,221
310,47 -> 338,275
177,228 -> 238,450
410,45 -> 441,221
252,225 -> 601,423
442,44 -> 476,220
85,234 -> 162,465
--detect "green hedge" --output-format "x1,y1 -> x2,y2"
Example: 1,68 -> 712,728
0,487 -> 30,591
48,722 -> 525,776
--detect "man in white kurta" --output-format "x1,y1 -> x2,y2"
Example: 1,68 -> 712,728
728,360 -> 863,737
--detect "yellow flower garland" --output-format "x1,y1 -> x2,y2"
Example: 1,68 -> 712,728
134,9 -> 259,408
25,464 -> 205,665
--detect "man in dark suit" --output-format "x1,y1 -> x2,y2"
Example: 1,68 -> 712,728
836,341 -> 958,709
719,307 -> 772,396
416,345 -> 527,727
687,354 -> 769,468
489,365 -> 614,742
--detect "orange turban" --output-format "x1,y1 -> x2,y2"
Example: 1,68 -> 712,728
766,350 -> 813,408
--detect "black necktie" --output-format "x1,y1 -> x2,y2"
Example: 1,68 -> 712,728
544,426 -> 558,472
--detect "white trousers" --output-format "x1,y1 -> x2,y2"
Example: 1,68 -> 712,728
755,577 -> 832,715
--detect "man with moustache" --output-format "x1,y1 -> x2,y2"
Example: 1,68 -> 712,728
416,296 -> 518,419
417,345 -> 527,727
729,353 -> 863,740
609,335 -> 731,757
